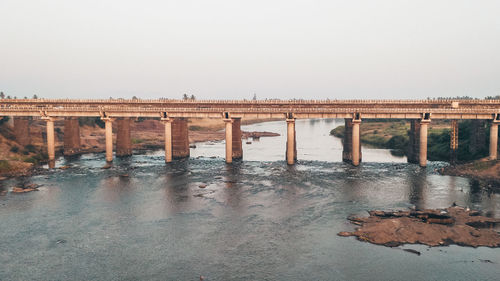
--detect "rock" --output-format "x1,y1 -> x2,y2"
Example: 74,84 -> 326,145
12,186 -> 38,193
199,184 -> 207,188
403,249 -> 421,256
337,232 -> 353,237
119,174 -> 129,177
339,207 -> 500,248
59,165 -> 71,170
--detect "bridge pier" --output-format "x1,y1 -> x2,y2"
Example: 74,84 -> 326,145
469,120 -> 487,154
286,118 -> 297,165
64,117 -> 80,156
13,117 -> 30,146
232,118 -> 243,159
172,118 -> 190,159
102,118 -> 114,163
409,118 -> 430,167
450,120 -> 459,163
342,118 -> 361,166
42,117 -> 56,168
407,120 -> 420,164
223,118 -> 243,163
162,118 -> 173,162
116,118 -> 132,157
419,120 -> 429,167
490,121 -> 498,160
224,118 -> 233,163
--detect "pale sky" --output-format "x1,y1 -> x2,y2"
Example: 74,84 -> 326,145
1,0 -> 499,100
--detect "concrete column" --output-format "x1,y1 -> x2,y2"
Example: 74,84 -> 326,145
489,123 -> 498,160
342,119 -> 362,165
469,120 -> 487,154
103,118 -> 114,163
286,118 -> 296,165
116,118 -> 132,156
352,120 -> 361,166
407,120 -> 421,164
13,117 -> 30,146
419,121 -> 429,167
63,117 -> 80,156
172,118 -> 190,159
162,118 -> 173,163
224,119 -> 233,163
450,120 -> 458,163
43,117 -> 56,168
232,118 -> 243,159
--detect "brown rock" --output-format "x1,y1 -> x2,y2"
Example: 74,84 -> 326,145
12,186 -> 38,193
340,207 -> 500,248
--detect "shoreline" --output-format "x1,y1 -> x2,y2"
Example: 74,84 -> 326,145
439,159 -> 500,188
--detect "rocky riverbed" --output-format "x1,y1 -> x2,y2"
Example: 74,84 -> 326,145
339,206 -> 500,248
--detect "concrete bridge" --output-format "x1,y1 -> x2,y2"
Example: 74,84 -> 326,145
1,98 -> 499,168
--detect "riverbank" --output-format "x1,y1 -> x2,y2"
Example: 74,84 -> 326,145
330,120 -> 500,184
330,120 -> 449,156
440,159 -> 500,188
331,120 -> 495,162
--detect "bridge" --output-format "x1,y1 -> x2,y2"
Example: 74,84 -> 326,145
1,99 -> 499,168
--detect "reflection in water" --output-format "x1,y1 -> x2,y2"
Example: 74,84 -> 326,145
407,168 -> 427,210
163,159 -> 192,214
468,180 -> 484,206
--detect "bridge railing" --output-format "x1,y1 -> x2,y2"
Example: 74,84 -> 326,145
2,98 -> 500,105
1,105 -> 499,114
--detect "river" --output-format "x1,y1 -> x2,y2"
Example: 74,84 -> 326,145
0,119 -> 499,280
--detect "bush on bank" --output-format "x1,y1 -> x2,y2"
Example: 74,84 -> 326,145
330,120 -> 492,162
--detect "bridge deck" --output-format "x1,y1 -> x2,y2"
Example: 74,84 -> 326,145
1,99 -> 499,120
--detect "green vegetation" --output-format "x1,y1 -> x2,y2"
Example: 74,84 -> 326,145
23,151 -> 48,165
78,117 -> 105,128
471,160 -> 497,171
131,138 -> 144,144
0,116 -> 9,125
330,120 -> 492,162
188,125 -> 204,131
0,160 -> 11,173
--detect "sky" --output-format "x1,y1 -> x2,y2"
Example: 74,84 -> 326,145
1,0 -> 499,100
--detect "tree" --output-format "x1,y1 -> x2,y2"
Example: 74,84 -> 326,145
23,96 -> 27,99
6,95 -> 11,99
182,94 -> 189,100
0,92 -> 4,99
32,94 -> 38,99
132,96 -> 138,100
252,93 -> 257,100
190,94 -> 196,100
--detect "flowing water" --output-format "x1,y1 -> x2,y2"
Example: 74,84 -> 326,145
0,119 -> 499,280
